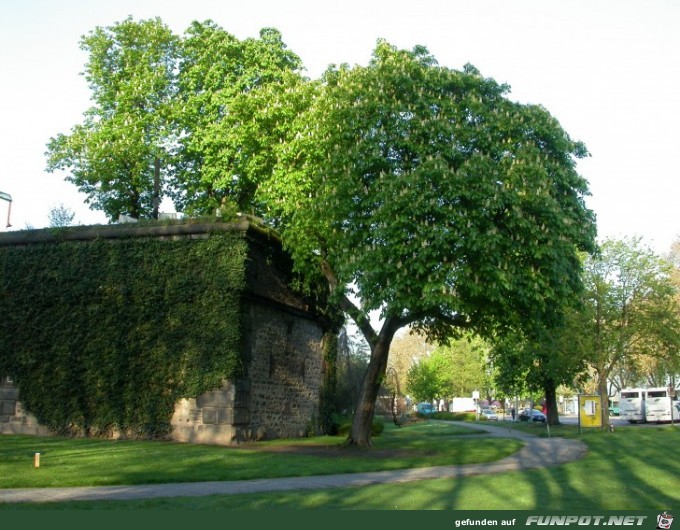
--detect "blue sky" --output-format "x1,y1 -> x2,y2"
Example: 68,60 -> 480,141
1,0 -> 678,254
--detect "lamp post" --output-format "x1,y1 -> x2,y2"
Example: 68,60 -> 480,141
0,191 -> 12,228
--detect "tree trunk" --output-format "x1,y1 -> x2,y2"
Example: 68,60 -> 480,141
347,320 -> 399,447
598,370 -> 610,428
152,157 -> 161,220
543,380 -> 560,425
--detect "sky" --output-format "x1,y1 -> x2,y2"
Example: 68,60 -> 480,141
0,0 -> 678,255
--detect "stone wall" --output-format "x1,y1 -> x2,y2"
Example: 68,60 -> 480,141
0,376 -> 50,436
243,301 -> 325,441
170,301 -> 326,444
169,231 -> 329,445
1,219 -> 336,445
170,381 -> 248,445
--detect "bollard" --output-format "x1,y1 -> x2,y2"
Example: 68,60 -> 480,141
34,452 -> 40,468
608,422 -> 615,433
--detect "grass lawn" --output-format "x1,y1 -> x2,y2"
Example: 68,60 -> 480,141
1,420 -> 679,510
0,420 -> 517,488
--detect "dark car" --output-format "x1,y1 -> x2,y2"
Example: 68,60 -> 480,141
518,409 -> 547,423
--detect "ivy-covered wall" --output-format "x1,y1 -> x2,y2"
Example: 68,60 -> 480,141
0,221 -> 252,439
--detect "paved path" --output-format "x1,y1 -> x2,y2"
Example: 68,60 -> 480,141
0,422 -> 587,504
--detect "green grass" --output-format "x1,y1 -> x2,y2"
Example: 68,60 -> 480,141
0,420 -> 517,489
3,421 -> 679,510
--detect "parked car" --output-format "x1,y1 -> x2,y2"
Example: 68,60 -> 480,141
416,402 -> 437,415
518,408 -> 547,423
479,408 -> 499,421
609,405 -> 620,416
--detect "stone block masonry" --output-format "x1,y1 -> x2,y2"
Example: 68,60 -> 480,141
170,299 -> 326,444
0,377 -> 50,436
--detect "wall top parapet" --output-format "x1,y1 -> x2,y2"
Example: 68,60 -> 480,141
0,215 -> 281,247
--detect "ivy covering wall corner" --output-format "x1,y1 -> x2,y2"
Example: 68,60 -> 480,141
0,229 -> 247,438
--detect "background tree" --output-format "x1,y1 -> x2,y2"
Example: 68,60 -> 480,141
46,17 -> 179,221
406,360 -> 442,404
47,204 -> 77,227
668,238 -> 680,289
387,328 -> 432,403
442,336 -> 494,400
169,22 -> 304,216
578,237 -> 680,425
249,42 -> 596,445
46,18 -> 303,222
490,315 -> 590,425
667,238 -> 680,389
406,334 -> 491,404
334,326 -> 371,418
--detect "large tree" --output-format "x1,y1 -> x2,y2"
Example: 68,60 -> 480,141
247,42 -> 596,445
46,17 -> 179,220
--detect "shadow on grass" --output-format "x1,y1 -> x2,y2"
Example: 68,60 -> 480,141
433,425 -> 680,510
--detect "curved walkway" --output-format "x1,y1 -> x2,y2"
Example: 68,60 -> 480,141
0,422 -> 587,504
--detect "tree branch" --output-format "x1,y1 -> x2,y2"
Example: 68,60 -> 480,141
392,309 -> 472,333
320,259 -> 379,348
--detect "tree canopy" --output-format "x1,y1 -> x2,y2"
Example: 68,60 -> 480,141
46,18 -> 302,221
46,17 -> 180,220
169,22 -> 303,216
407,335 -> 491,403
257,42 -> 596,328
